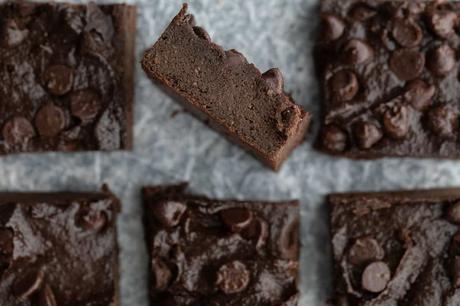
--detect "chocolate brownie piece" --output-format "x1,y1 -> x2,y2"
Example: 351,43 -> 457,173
0,1 -> 136,154
328,188 -> 460,305
142,183 -> 299,306
0,186 -> 121,306
315,0 -> 460,158
142,5 -> 311,171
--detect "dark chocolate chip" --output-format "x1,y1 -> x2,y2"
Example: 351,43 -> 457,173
37,284 -> 57,306
320,14 -> 345,41
220,207 -> 253,233
343,39 -> 373,65
278,217 -> 299,260
42,65 -> 74,96
151,200 -> 187,228
3,19 -> 29,47
13,268 -> 44,300
454,256 -> 460,288
361,261 -> 391,293
216,261 -> 250,294
349,4 -> 377,21
348,236 -> 385,266
392,19 -> 422,48
192,26 -> 211,41
330,70 -> 359,102
427,11 -> 458,39
428,44 -> 456,77
95,110 -> 121,150
241,217 -> 269,250
262,68 -> 284,95
79,209 -> 107,232
382,104 -> 410,139
2,116 -> 35,147
353,121 -> 383,149
34,103 -> 68,137
448,202 -> 460,225
322,125 -> 348,153
276,106 -> 301,137
389,49 -> 425,81
152,257 -> 172,290
70,89 -> 102,124
427,105 -> 458,139
404,79 -> 435,111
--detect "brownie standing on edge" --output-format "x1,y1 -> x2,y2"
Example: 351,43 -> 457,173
142,4 -> 311,171
316,0 -> 460,158
0,187 -> 121,306
328,188 -> 460,305
0,2 -> 136,154
142,183 -> 300,306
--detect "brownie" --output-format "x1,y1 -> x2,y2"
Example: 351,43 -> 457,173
142,183 -> 299,306
0,1 -> 136,154
328,188 -> 460,305
315,0 -> 460,158
142,4 -> 311,171
0,186 -> 120,306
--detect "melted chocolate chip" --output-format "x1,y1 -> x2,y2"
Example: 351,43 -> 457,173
361,261 -> 391,293
448,202 -> 460,225
353,121 -> 383,149
278,217 -> 299,260
38,285 -> 57,306
329,70 -> 359,102
392,19 -> 422,48
151,200 -> 187,228
192,26 -> 211,41
42,65 -> 74,96
321,14 -> 345,41
427,11 -> 458,39
241,217 -> 269,250
70,89 -> 102,124
428,44 -> 456,77
13,268 -> 44,300
220,207 -> 253,233
343,39 -> 374,65
78,209 -> 107,232
34,103 -> 68,137
382,103 -> 410,139
427,105 -> 458,139
404,79 -> 435,111
216,261 -> 250,294
152,257 -> 172,290
322,125 -> 348,153
262,68 -> 284,95
389,49 -> 425,81
348,236 -> 385,266
2,116 -> 35,147
95,110 -> 121,150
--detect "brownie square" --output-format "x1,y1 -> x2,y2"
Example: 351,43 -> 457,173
142,5 -> 311,171
315,0 -> 460,158
328,188 -> 460,305
0,1 -> 136,154
0,187 -> 120,306
142,183 -> 300,306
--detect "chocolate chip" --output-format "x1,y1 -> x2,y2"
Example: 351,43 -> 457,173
392,19 -> 422,48
361,261 -> 391,293
151,200 -> 187,228
349,4 -> 377,21
276,106 -> 301,137
13,268 -> 44,300
95,110 -> 121,150
453,256 -> 460,288
427,105 -> 458,139
241,217 -> 269,250
348,237 -> 385,266
261,68 -> 284,95
42,65 -> 74,96
70,89 -> 102,124
152,257 -> 172,290
278,217 -> 299,260
192,26 -> 211,41
37,284 -> 57,306
404,79 -> 435,111
448,202 -> 460,224
2,116 -> 35,147
34,103 -> 68,137
382,104 -> 410,139
322,125 -> 348,153
353,121 -> 383,149
428,44 -> 456,77
343,39 -> 373,65
389,49 -> 425,81
220,207 -> 253,233
427,11 -> 458,39
78,209 -> 107,232
216,261 -> 250,294
330,70 -> 359,102
320,14 -> 345,41
3,19 -> 29,47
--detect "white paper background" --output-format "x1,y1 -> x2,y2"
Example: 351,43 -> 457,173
1,0 -> 460,305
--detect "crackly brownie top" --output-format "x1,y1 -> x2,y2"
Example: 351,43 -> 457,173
0,192 -> 120,306
142,184 -> 299,306
329,189 -> 460,306
0,2 -> 134,154
316,0 -> 460,158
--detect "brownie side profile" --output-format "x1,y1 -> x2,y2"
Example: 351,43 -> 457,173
0,2 -> 136,154
315,0 -> 460,159
328,188 -> 460,305
0,187 -> 121,306
142,4 -> 311,171
142,183 -> 299,305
